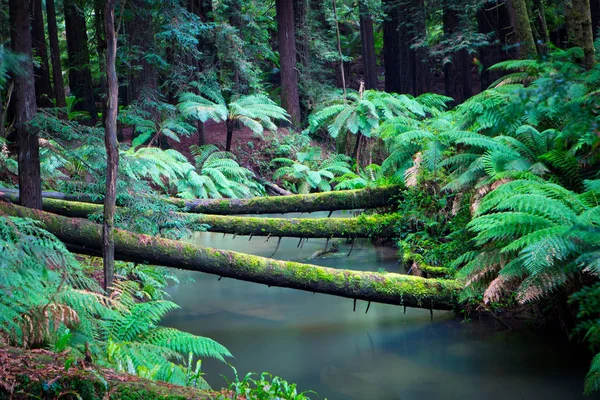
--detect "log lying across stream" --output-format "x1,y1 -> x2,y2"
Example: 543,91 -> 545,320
0,193 -> 402,238
0,201 -> 461,310
0,186 -> 400,215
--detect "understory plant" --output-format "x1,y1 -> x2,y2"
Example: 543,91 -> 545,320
0,217 -> 231,388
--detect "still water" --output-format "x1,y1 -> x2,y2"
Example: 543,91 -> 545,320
164,212 -> 598,400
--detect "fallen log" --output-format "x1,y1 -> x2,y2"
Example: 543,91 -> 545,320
0,201 -> 461,310
0,186 -> 400,215
0,193 -> 401,238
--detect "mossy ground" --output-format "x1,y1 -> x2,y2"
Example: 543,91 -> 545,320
0,347 -> 222,400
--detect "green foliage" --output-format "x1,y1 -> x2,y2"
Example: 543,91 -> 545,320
0,217 -> 231,389
219,367 -> 316,400
272,146 -> 353,193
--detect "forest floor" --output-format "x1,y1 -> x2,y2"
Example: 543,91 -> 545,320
0,346 -> 228,399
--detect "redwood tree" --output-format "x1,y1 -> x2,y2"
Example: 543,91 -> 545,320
64,0 -> 98,123
276,0 -> 301,126
359,2 -> 378,90
103,0 -> 119,291
46,0 -> 67,108
31,0 -> 53,107
507,0 -> 537,58
10,0 -> 42,209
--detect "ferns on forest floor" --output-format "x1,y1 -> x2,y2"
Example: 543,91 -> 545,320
0,216 -> 231,389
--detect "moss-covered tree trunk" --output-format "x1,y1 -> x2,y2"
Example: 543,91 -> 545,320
567,0 -> 596,69
0,193 -> 402,238
0,201 -> 461,310
508,0 -> 537,58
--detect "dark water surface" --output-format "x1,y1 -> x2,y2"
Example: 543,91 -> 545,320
164,212 -> 598,400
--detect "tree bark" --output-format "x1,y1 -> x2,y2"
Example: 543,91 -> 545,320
0,185 -> 400,215
567,0 -> 596,69
507,0 -> 537,58
359,2 -> 378,90
46,0 -> 67,108
64,0 -> 98,123
276,0 -> 302,126
0,201 -> 461,310
10,0 -> 42,210
443,6 -> 472,104
532,0 -> 550,52
0,192 -> 402,238
477,0 -> 515,90
383,0 -> 402,93
31,0 -> 53,107
225,120 -> 234,152
104,0 -> 119,292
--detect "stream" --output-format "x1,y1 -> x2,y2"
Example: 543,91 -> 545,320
164,212 -> 598,400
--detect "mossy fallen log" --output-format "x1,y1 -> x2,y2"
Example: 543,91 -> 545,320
0,186 -> 400,215
0,201 -> 461,310
0,193 -> 401,238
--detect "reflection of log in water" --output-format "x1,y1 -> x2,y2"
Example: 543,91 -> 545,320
0,201 -> 460,311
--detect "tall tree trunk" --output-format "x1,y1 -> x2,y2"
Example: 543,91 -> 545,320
383,0 -> 402,93
103,0 -> 119,292
64,0 -> 98,123
591,0 -> 600,39
225,120 -> 234,152
31,0 -> 53,107
359,2 -> 378,90
10,0 -> 42,210
383,0 -> 429,95
276,0 -> 302,126
507,0 -> 537,58
567,0 -> 596,69
46,0 -> 67,108
443,6 -> 472,104
532,0 -> 550,53
478,1 -> 515,89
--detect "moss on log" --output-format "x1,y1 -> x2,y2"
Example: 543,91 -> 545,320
0,201 -> 461,310
0,186 -> 400,215
0,193 -> 402,238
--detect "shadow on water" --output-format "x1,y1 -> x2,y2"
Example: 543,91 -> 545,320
163,211 -> 599,400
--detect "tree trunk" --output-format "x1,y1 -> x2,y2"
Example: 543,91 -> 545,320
0,201 -> 461,310
293,0 -> 309,68
477,1 -> 515,89
225,120 -> 234,152
31,0 -> 53,107
104,0 -> 119,292
45,0 -> 67,108
532,0 -> 550,52
507,0 -> 537,58
0,185 -> 400,215
383,0 -> 402,93
383,0 -> 429,95
567,0 -> 596,69
359,3 -> 378,90
0,193 -> 402,238
276,0 -> 302,126
197,120 -> 206,146
64,0 -> 98,123
591,0 -> 600,39
443,7 -> 472,104
95,0 -> 107,126
10,0 -> 42,210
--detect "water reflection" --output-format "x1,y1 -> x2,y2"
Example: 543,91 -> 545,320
164,212 -> 598,400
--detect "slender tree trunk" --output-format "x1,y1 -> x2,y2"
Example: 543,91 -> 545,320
46,0 -> 67,108
567,0 -> 596,69
64,0 -> 98,123
532,0 -> 550,53
31,0 -> 53,107
507,0 -> 537,58
95,0 -> 107,126
103,0 -> 119,292
276,0 -> 302,126
225,120 -> 234,152
10,0 -> 42,210
359,2 -> 378,90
